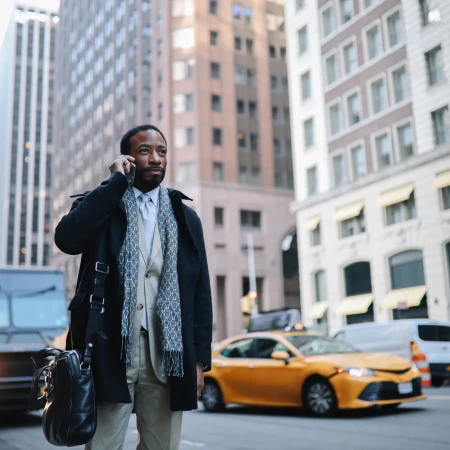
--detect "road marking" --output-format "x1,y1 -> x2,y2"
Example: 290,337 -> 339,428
180,439 -> 205,447
426,395 -> 450,400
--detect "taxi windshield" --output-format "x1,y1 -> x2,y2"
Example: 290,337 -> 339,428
286,336 -> 357,355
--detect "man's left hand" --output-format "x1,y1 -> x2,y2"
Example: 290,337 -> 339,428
196,363 -> 204,400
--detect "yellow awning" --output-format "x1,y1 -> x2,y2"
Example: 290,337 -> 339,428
333,200 -> 364,222
381,286 -> 427,310
307,302 -> 328,320
378,183 -> 414,207
433,170 -> 450,190
306,215 -> 321,231
336,294 -> 374,316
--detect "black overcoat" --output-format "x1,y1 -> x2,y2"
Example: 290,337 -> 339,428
54,172 -> 213,411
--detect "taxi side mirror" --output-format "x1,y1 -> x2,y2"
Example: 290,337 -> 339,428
271,350 -> 290,362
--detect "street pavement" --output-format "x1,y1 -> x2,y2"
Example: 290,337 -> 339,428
1,387 -> 450,450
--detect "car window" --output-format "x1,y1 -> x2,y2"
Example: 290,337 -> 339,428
418,325 -> 450,342
0,333 -> 7,344
221,338 -> 253,358
297,337 -> 357,355
0,294 -> 9,328
9,333 -> 45,344
254,339 -> 290,359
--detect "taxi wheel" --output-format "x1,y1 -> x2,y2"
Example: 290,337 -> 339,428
201,380 -> 225,413
303,378 -> 337,417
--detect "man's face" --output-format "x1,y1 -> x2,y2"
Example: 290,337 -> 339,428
129,129 -> 167,190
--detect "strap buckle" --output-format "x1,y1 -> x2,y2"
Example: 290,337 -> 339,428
95,262 -> 109,274
90,294 -> 105,313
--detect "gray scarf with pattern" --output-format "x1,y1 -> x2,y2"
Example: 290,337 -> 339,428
117,185 -> 184,377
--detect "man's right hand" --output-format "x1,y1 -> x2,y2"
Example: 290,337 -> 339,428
109,155 -> 135,176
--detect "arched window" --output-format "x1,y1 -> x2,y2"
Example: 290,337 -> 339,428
314,270 -> 327,302
389,250 -> 427,320
389,250 -> 425,289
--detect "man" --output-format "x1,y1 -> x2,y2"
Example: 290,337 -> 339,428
55,125 -> 213,450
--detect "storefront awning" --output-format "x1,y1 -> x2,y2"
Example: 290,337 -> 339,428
333,200 -> 364,222
306,215 -> 321,231
336,294 -> 374,316
378,183 -> 414,207
433,170 -> 450,190
381,286 -> 427,310
307,302 -> 328,320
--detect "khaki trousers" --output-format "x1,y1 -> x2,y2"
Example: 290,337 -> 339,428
86,331 -> 183,450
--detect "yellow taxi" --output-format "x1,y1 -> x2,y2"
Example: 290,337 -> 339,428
201,331 -> 426,416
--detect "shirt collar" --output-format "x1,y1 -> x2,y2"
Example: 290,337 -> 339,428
133,186 -> 160,207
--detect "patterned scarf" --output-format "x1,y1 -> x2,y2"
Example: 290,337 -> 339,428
117,185 -> 184,377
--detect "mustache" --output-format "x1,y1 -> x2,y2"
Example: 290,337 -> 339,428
143,165 -> 165,172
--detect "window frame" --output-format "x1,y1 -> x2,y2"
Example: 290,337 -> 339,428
324,48 -> 340,87
331,150 -> 348,188
306,165 -> 318,197
431,105 -> 450,146
297,25 -> 308,55
371,127 -> 394,171
425,45 -> 445,87
385,192 -> 417,226
367,73 -> 389,116
300,70 -> 312,102
319,2 -> 336,40
392,117 -> 415,162
388,61 -> 410,104
382,6 -> 404,50
340,36 -> 358,76
347,139 -> 367,181
340,209 -> 366,238
303,117 -> 315,149
327,99 -> 344,137
363,19 -> 384,62
344,87 -> 362,128
338,0 -> 354,26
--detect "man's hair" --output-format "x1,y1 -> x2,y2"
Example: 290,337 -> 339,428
120,124 -> 167,155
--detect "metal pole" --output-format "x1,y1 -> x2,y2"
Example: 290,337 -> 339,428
246,233 -> 258,314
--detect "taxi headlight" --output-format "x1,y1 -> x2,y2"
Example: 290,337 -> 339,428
411,363 -> 418,372
342,367 -> 375,377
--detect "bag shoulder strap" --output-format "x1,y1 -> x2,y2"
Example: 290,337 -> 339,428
82,227 -> 109,368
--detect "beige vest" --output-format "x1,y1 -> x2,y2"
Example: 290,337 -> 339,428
130,215 -> 167,384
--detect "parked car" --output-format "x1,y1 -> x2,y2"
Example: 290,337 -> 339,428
201,331 -> 425,416
0,267 -> 68,412
335,320 -> 450,387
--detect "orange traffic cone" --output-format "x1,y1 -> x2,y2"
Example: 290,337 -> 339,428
411,342 -> 431,387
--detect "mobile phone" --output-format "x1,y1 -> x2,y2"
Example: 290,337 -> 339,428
125,162 -> 136,186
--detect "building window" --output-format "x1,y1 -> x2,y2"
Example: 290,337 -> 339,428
325,53 -> 338,85
211,62 -> 221,79
364,0 -> 379,7
298,26 -> 308,54
307,166 -> 318,196
366,24 -> 382,60
341,210 -> 365,238
271,75 -> 278,90
304,118 -> 314,148
351,145 -> 367,179
250,133 -> 259,152
209,0 -> 218,15
235,37 -> 242,51
432,106 -> 450,145
210,30 -> 219,46
173,93 -> 194,113
386,11 -> 403,48
419,0 -> 433,27
274,137 -> 281,155
397,123 -> 414,160
269,45 -> 276,58
233,5 -> 253,23
214,207 -> 224,227
237,99 -> 245,116
213,128 -> 223,145
213,162 -> 225,181
315,271 -> 327,302
322,7 -> 335,38
347,93 -> 361,125
371,78 -> 387,114
176,162 -> 196,183
339,0 -> 353,25
246,39 -> 253,54
173,28 -> 195,49
301,71 -> 311,101
211,94 -> 222,112
238,131 -> 247,149
311,223 -> 321,246
441,186 -> 450,210
343,42 -> 358,74
390,250 -> 425,289
249,101 -> 257,118
333,154 -> 347,187
186,127 -> 195,145
375,133 -> 392,168
172,59 -> 195,80
392,66 -> 409,103
386,193 -> 416,225
425,46 -> 445,86
157,102 -> 163,120
329,103 -> 342,135
240,210 -> 261,230
272,106 -> 280,122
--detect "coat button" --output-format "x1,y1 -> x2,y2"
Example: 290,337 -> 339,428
137,304 -> 143,310
146,273 -> 152,279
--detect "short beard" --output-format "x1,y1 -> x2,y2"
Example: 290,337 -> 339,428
135,169 -> 166,191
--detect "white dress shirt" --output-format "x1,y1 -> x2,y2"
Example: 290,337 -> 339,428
133,186 -> 160,330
